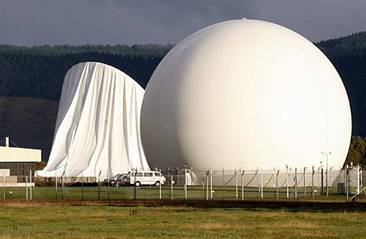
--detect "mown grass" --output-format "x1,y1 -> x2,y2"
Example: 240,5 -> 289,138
0,186 -> 353,201
0,205 -> 365,238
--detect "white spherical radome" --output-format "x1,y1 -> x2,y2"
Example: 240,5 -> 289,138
141,19 -> 352,170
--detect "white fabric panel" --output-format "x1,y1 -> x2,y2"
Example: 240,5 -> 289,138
37,62 -> 149,178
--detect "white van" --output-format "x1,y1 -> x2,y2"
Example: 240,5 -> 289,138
127,171 -> 166,187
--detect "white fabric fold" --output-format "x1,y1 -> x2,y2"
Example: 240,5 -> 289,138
37,62 -> 149,178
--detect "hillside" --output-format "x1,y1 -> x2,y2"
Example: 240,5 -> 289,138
0,44 -> 171,101
0,97 -> 58,160
317,32 -> 366,136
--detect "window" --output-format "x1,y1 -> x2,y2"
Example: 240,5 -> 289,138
136,172 -> 143,177
144,172 -> 153,177
154,172 -> 161,177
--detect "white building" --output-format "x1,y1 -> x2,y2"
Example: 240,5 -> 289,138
0,137 -> 41,187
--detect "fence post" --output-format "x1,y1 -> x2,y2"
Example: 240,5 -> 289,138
276,170 -> 279,200
303,167 -> 306,197
206,171 -> 209,201
210,169 -> 213,199
98,171 -> 101,200
25,176 -> 28,200
29,170 -> 33,200
55,171 -> 58,200
61,171 -> 65,200
241,170 -> 245,200
81,173 -> 84,201
235,169 -> 238,199
294,168 -> 298,199
361,168 -> 363,191
330,167 -> 333,193
184,169 -> 188,200
3,170 -> 5,200
312,166 -> 315,199
159,170 -> 162,200
321,166 -> 324,194
286,165 -> 289,199
170,175 -> 174,200
345,165 -> 348,200
357,165 -> 360,194
326,165 -> 329,197
347,165 -> 351,199
108,169 -> 111,201
260,169 -> 264,199
222,167 -> 225,186
257,168 -> 260,196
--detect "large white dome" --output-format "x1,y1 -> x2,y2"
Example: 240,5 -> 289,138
141,19 -> 352,171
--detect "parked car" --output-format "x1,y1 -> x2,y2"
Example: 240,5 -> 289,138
127,171 -> 166,187
105,173 -> 129,187
117,175 -> 129,186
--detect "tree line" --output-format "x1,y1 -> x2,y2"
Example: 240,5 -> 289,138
0,44 -> 172,101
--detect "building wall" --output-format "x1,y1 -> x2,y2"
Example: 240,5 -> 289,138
0,146 -> 41,183
0,146 -> 41,162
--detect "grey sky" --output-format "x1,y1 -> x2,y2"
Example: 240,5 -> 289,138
0,0 -> 365,46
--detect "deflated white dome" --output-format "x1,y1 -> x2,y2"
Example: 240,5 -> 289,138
37,62 -> 149,178
141,19 -> 352,170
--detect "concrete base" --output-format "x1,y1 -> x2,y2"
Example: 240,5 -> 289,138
0,183 -> 35,187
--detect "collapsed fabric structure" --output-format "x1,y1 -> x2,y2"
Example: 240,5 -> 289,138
37,62 -> 149,178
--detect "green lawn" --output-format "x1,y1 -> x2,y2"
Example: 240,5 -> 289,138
0,205 -> 365,238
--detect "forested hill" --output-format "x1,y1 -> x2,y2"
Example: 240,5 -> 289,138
317,32 -> 366,136
0,44 -> 172,101
0,32 -> 366,137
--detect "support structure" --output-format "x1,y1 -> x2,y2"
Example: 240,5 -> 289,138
206,171 -> 209,201
170,175 -> 174,200
29,170 -> 33,200
210,169 -> 213,199
303,167 -> 306,197
322,152 -> 331,197
260,170 -> 264,199
81,173 -> 84,201
25,176 -> 28,200
61,171 -> 65,200
312,166 -> 315,199
276,170 -> 279,200
2,171 -> 5,200
294,168 -> 298,199
98,171 -> 101,200
55,171 -> 58,200
357,165 -> 360,194
241,169 -> 245,200
286,165 -> 289,199
346,165 -> 349,200
235,169 -> 238,199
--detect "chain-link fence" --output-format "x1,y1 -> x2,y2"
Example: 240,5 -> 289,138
0,165 -> 364,201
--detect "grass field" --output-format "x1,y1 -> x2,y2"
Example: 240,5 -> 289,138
0,205 -> 366,238
0,186 -> 354,201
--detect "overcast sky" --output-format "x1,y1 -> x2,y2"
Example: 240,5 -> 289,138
1,0 -> 366,46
